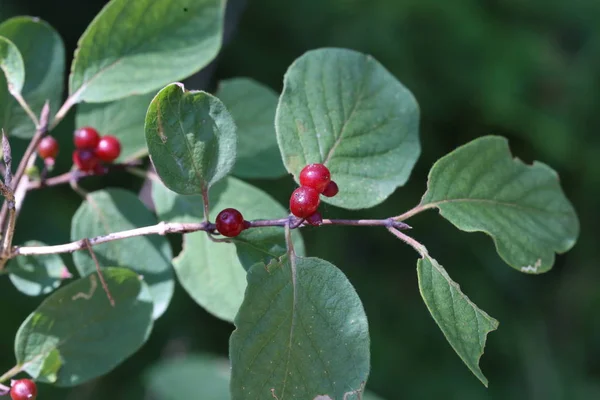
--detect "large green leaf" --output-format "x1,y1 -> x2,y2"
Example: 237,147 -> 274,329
145,83 -> 237,195
417,255 -> 498,386
230,256 -> 370,400
418,135 -> 579,273
69,0 -> 223,103
276,47 -> 420,209
0,17 -> 65,138
216,78 -> 286,179
7,241 -> 69,296
144,355 -> 230,400
0,36 -> 23,94
152,177 -> 305,322
15,267 -> 153,386
75,92 -> 156,162
71,188 -> 174,319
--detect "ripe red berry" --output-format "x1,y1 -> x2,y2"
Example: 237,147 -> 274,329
216,208 -> 246,237
322,180 -> 339,197
290,186 -> 320,218
37,136 -> 59,159
74,126 -> 100,149
95,135 -> 121,163
10,379 -> 37,400
305,211 -> 323,226
73,149 -> 98,172
299,163 -> 331,193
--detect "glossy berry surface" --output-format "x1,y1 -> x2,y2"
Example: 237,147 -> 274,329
216,208 -> 246,237
37,136 -> 59,159
74,126 -> 100,149
290,186 -> 320,218
73,149 -> 98,172
95,135 -> 121,162
322,180 -> 339,197
305,211 -> 323,226
10,379 -> 37,400
299,163 -> 331,193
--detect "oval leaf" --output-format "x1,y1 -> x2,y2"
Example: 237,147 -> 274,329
230,256 -> 370,400
144,355 -> 230,400
7,241 -> 70,296
15,267 -> 154,386
0,17 -> 65,138
69,0 -> 223,103
76,92 -> 156,162
71,188 -> 174,319
216,78 -> 286,179
417,255 -> 498,387
0,36 -> 23,94
152,177 -> 305,322
419,135 -> 579,273
276,48 -> 420,209
145,83 -> 237,195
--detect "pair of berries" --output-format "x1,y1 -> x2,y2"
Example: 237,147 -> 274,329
72,127 -> 121,172
9,379 -> 37,400
289,163 -> 339,224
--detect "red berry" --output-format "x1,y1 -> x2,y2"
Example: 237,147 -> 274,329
290,186 -> 320,218
322,180 -> 339,197
73,149 -> 98,172
37,136 -> 59,159
305,211 -> 323,226
10,379 -> 37,400
95,135 -> 121,162
74,126 -> 100,149
299,163 -> 331,193
216,208 -> 246,237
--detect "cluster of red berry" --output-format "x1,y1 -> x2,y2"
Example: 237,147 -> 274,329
8,379 -> 37,400
213,163 -> 339,238
289,163 -> 338,225
37,126 -> 122,174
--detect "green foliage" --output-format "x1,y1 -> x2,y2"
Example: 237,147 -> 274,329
420,135 -> 580,273
276,48 -> 420,209
71,189 -> 174,319
68,0 -> 223,103
14,267 -> 153,386
144,355 -> 230,400
0,17 -> 64,138
216,78 -> 287,179
6,241 -> 67,296
417,254 -> 499,387
230,256 -> 370,400
75,92 -> 156,162
0,36 -> 23,95
145,83 -> 237,195
152,176 -> 305,322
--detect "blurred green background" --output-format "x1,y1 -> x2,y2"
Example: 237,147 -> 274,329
1,0 -> 598,398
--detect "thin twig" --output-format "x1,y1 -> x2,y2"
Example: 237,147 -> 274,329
11,217 -> 411,258
2,130 -> 12,187
0,382 -> 9,396
201,185 -> 210,224
0,364 -> 22,384
83,239 -> 115,307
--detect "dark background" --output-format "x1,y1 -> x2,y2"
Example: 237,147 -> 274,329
1,0 -> 598,399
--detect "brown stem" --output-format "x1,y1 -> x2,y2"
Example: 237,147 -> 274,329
83,238 -> 115,307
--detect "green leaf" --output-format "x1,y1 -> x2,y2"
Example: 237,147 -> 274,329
276,48 -> 420,210
71,188 -> 174,319
417,255 -> 498,387
0,36 -> 23,94
419,135 -> 579,273
145,83 -> 237,195
152,176 -> 305,322
7,241 -> 69,296
230,256 -> 370,400
75,92 -> 156,162
69,0 -> 223,103
0,17 -> 65,138
216,78 -> 286,179
364,391 -> 386,400
144,355 -> 230,400
15,267 -> 154,386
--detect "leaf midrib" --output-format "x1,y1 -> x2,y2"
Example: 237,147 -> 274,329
422,197 -> 573,216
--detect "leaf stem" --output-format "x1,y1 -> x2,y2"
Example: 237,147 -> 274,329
11,92 -> 39,127
387,227 -> 429,258
394,203 -> 435,221
0,364 -> 23,384
83,238 -> 115,307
